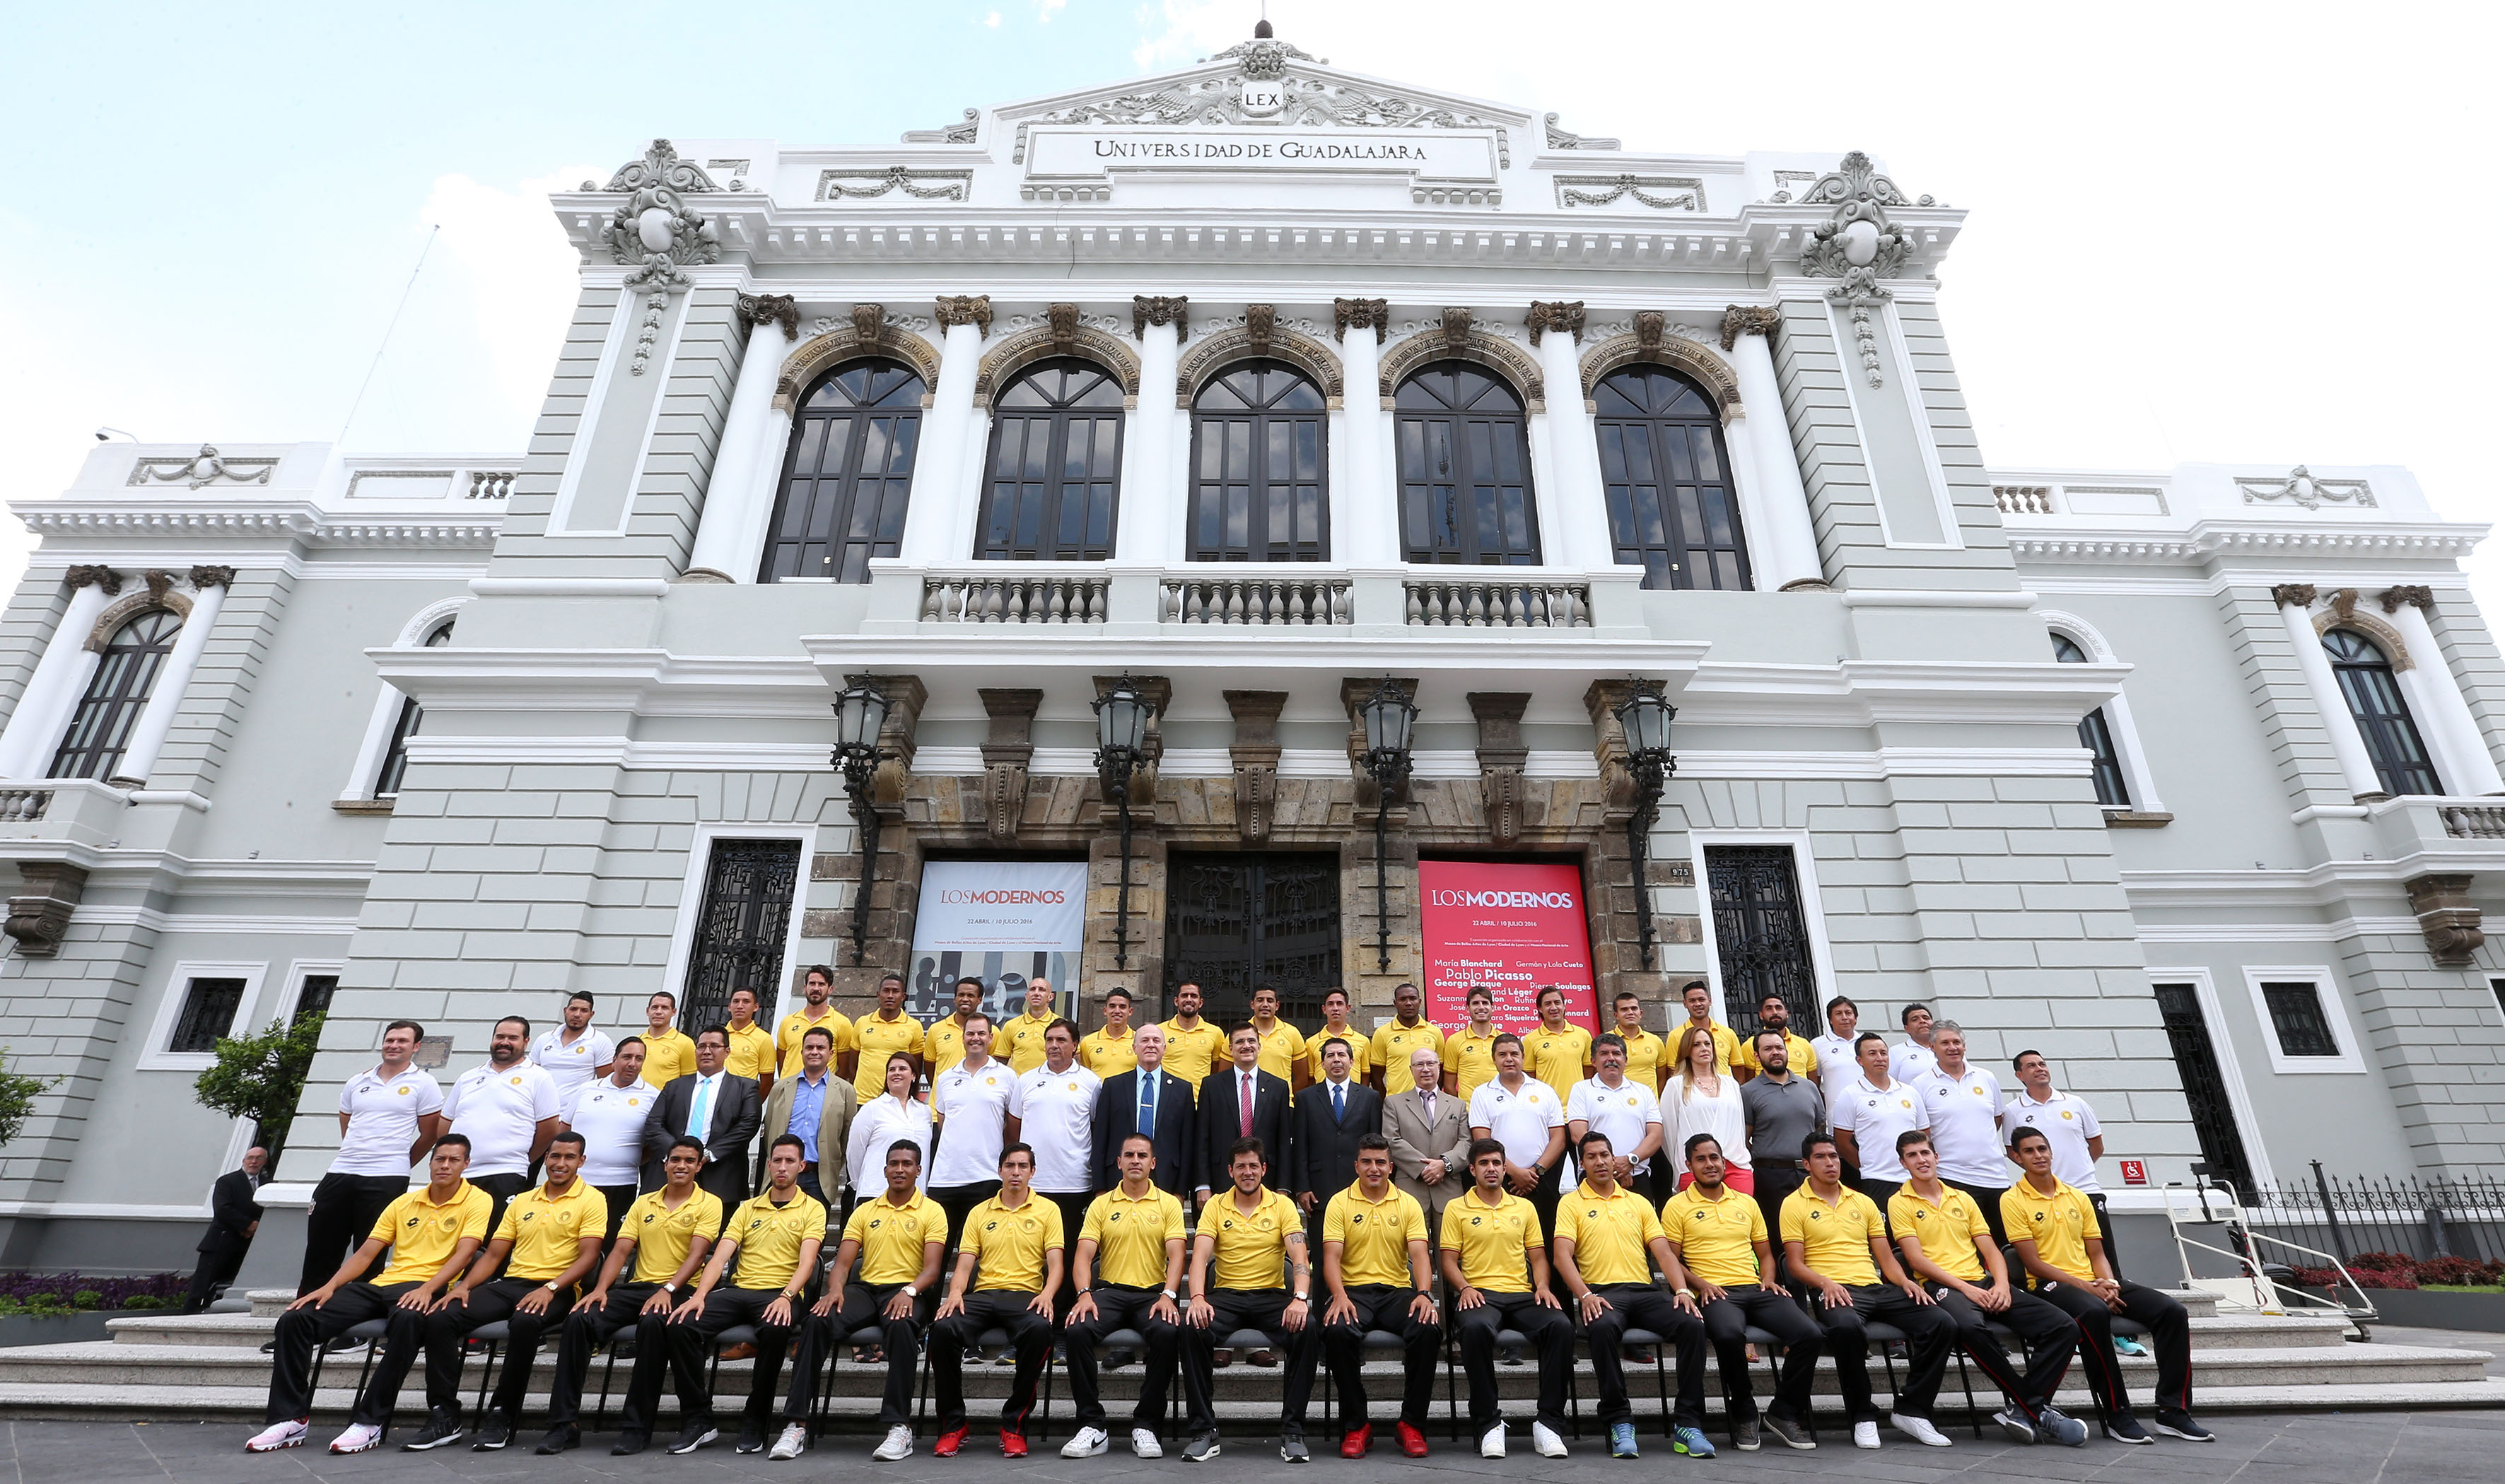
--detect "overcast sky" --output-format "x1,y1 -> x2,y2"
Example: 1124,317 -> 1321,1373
4,1 -> 2497,612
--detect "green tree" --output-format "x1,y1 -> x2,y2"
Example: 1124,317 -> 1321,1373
0,1048 -> 57,1147
193,1014 -> 324,1157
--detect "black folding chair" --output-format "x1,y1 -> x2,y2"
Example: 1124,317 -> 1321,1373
464,1319 -> 510,1413
913,1324 -> 1058,1446
305,1316 -> 392,1415
1864,1320 -> 1984,1439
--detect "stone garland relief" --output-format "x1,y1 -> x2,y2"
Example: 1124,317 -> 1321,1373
2238,466 -> 2376,511
590,139 -> 722,376
125,445 -> 276,489
1794,151 -> 1920,389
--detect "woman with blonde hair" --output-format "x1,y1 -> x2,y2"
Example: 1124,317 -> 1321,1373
1667,1024 -> 1753,1193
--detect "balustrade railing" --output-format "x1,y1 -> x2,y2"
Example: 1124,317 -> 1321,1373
466,471 -> 515,500
0,788 -> 51,822
1404,579 -> 1591,629
1162,576 -> 1352,626
1994,484 -> 2056,515
920,574 -> 1109,624
2441,805 -> 2505,840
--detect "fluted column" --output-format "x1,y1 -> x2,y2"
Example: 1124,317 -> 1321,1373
683,294 -> 801,583
1334,298 -> 1396,563
2383,588 -> 2505,795
110,567 -> 232,787
899,297 -> 988,563
1119,297 -> 1186,561
1530,302 -> 1612,568
0,568 -> 118,780
2276,584 -> 2385,800
1722,305 -> 1828,590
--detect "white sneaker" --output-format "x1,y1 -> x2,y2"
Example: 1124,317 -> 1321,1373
872,1425 -> 914,1461
1531,1422 -> 1568,1459
1852,1421 -> 1881,1450
1480,1423 -> 1507,1459
245,1419 -> 308,1453
1892,1414 -> 1953,1448
771,1422 -> 809,1461
1062,1425 -> 1109,1459
327,1423 -> 383,1455
1132,1428 -> 1163,1459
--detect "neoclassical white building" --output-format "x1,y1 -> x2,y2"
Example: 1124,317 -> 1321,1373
2,30 -> 2501,1271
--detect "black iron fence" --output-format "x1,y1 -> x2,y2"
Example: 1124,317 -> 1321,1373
2238,1163 -> 2505,1268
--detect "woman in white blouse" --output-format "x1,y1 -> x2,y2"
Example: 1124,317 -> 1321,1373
1668,1024 -> 1753,1194
845,1052 -> 932,1198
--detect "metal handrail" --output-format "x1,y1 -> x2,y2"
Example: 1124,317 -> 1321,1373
2161,1179 -> 2379,1324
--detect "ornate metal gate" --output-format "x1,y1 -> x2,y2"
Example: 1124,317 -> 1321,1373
1163,853 -> 1341,1023
681,839 -> 803,1031
1704,845 -> 1817,1036
2154,983 -> 2257,1196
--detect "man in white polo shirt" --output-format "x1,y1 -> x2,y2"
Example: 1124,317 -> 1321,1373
1565,1034 -> 1664,1201
1809,997 -> 1864,1108
561,1036 -> 657,1238
1891,1004 -> 1940,1083
1915,1022 -> 2012,1242
298,1019 -> 446,1295
929,1013 -> 1015,1249
1828,1033 -> 1926,1213
443,1016 -> 562,1228
1008,1017 -> 1098,1316
530,991 -> 614,1104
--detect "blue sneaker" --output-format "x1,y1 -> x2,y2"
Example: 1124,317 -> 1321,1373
1672,1425 -> 1717,1459
1609,1423 -> 1639,1459
2038,1406 -> 2088,1448
2115,1336 -> 2149,1357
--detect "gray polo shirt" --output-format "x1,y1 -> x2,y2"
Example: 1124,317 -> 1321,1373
1740,1072 -> 1826,1168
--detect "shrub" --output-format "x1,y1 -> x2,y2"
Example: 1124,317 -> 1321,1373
0,1270 -> 188,1314
2349,1250 -> 2417,1273
0,1049 -> 59,1148
193,1013 -> 323,1157
2415,1255 -> 2505,1287
2289,1263 -> 2419,1291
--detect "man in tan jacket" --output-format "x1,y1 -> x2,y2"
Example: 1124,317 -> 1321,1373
1384,1046 -> 1471,1264
760,1024 -> 857,1219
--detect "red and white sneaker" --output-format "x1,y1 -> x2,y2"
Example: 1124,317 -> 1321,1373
933,1425 -> 969,1458
1000,1430 -> 1029,1458
245,1419 -> 308,1453
328,1423 -> 384,1454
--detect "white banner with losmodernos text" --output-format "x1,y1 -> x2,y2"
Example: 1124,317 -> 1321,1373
906,860 -> 1086,1023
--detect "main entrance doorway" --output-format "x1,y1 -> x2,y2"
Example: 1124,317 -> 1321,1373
1163,853 -> 1341,1022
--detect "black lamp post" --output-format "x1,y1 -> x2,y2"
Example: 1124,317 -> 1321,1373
1094,675 -> 1153,971
1357,677 -> 1418,973
831,682 -> 891,966
1612,686 -> 1676,970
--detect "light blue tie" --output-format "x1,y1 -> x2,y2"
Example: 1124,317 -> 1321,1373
687,1077 -> 712,1141
1139,1077 -> 1157,1137
1333,1082 -> 1345,1124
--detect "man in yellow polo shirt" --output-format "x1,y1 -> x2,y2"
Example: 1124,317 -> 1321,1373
927,1143 -> 1063,1459
1525,986 -> 1592,1099
2004,1127 -> 2207,1445
539,1136 -> 720,1456
1180,1135 -> 1318,1463
775,965 -> 855,1082
1604,989 -> 1669,1092
1440,1138 -> 1571,1459
1443,985 -> 1502,1099
1249,985 -> 1309,1089
851,974 -> 923,1104
666,1136 -> 827,1456
1548,1128 -> 1710,1461
1780,1132 -> 1955,1451
925,976 -> 982,1076
999,978 -> 1061,1074
249,1134 -> 491,1457
638,991 -> 699,1091
1304,988 -> 1373,1085
433,1131 -> 607,1450
1370,982 -> 1444,1097
1731,991 -> 1816,1085
1319,1135 -> 1440,1459
723,988 -> 778,1099
814,1138 -> 947,1462
1664,1133 -> 1821,1453
1078,987 -> 1140,1077
1061,1132 -> 1189,1458
1160,981 -> 1228,1098
1889,1130 -> 2082,1447
1674,981 -> 1739,1074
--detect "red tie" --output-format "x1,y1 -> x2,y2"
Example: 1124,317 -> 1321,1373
1239,1073 -> 1255,1138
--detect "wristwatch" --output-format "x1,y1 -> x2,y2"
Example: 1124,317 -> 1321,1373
1292,1291 -> 1309,1302
904,1285 -> 920,1298
542,1281 -> 561,1294
1674,1287 -> 1695,1299
660,1283 -> 676,1295
1162,1288 -> 1178,1300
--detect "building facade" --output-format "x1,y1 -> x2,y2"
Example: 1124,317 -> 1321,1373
3,33 -> 2501,1270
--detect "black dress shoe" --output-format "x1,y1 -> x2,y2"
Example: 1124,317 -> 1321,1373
611,1432 -> 649,1456
536,1425 -> 580,1455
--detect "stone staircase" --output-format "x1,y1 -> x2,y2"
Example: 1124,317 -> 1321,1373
0,1288 -> 2494,1429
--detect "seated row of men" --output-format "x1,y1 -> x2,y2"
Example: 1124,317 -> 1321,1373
245,1109 -> 2205,1461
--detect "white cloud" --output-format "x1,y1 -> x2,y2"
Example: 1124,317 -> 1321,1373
1037,0 -> 1067,21
986,9 -> 1002,26
421,168 -> 600,418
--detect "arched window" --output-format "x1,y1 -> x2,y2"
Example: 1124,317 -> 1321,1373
1594,364 -> 1751,590
2052,632 -> 2132,807
761,358 -> 926,583
1394,363 -> 1541,565
976,358 -> 1123,561
2324,629 -> 2441,795
373,621 -> 455,797
1189,361 -> 1329,561
49,609 -> 181,781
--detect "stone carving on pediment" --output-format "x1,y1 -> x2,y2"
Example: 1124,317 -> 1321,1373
1797,151 -> 1918,390
974,320 -> 1143,409
703,159 -> 750,192
1525,301 -> 1584,348
935,296 -> 994,337
737,293 -> 801,342
1000,308 -> 1126,339
2380,585 -> 2436,614
1378,320 -> 1546,411
901,109 -> 981,144
1543,112 -> 1621,151
1439,308 -> 1473,349
126,445 -> 276,490
2237,466 -> 2375,510
776,312 -> 943,413
598,141 -> 721,376
1578,316 -> 1742,420
143,570 -> 177,603
815,166 -> 971,203
1224,690 -> 1288,845
1333,298 -> 1389,344
1556,174 -> 1700,211
1205,25 -> 1321,80
1244,303 -> 1277,356
1133,296 -> 1189,344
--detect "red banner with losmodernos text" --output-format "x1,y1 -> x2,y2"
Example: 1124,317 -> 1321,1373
1418,860 -> 1599,1030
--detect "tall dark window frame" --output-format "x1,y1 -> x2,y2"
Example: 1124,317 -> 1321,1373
1705,844 -> 1818,1037
760,358 -> 926,583
680,837 -> 802,1032
49,608 -> 182,781
1594,364 -> 1752,590
1187,360 -> 1330,562
2260,981 -> 2342,1059
2323,628 -> 2441,796
1394,362 -> 1542,566
168,976 -> 248,1056
2052,632 -> 2132,807
2151,982 -> 2256,1196
373,620 -> 455,798
975,357 -> 1124,561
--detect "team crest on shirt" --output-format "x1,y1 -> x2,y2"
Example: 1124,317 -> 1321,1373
398,1087 -> 411,1096
2060,1111 -> 2074,1120
510,1076 -> 523,1085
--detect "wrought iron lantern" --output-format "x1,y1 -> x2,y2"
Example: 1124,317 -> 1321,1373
831,682 -> 892,965
1612,685 -> 1676,969
1094,675 -> 1153,970
1357,677 -> 1418,972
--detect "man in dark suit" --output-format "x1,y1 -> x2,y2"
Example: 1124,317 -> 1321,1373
1093,1024 -> 1197,1202
638,1026 -> 761,1226
184,1145 -> 268,1314
1290,1032 -> 1382,1249
1196,1022 -> 1292,1198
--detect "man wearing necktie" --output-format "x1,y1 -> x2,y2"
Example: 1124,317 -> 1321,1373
1290,1035 -> 1384,1259
640,1027 -> 761,1227
1092,1025 -> 1196,1203
1196,1025 -> 1292,1201
1386,1046 -> 1471,1266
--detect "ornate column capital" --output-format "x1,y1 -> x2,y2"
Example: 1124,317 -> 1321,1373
1133,295 -> 1189,344
1525,300 -> 1585,348
142,570 -> 179,602
735,292 -> 800,341
1719,304 -> 1782,351
2270,583 -> 2318,609
64,566 -> 120,596
2379,584 -> 2437,614
935,294 -> 993,337
1333,297 -> 1388,344
187,565 -> 236,591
